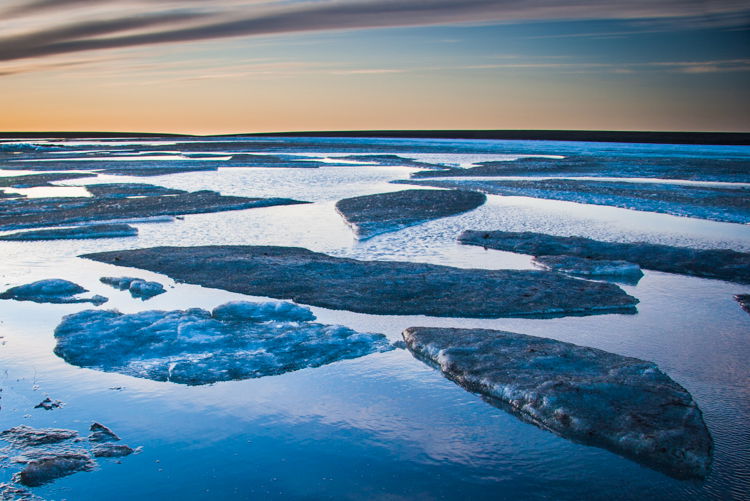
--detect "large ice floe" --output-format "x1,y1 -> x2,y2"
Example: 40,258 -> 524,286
460,230 -> 750,284
0,188 -> 307,230
53,300 -> 393,385
402,327 -> 712,479
0,279 -> 107,305
0,223 -> 137,241
82,246 -> 639,317
399,178 -> 750,224
335,189 -> 486,239
409,154 -> 750,183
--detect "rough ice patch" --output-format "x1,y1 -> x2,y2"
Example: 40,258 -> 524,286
0,279 -> 107,305
100,276 -> 165,300
212,301 -> 315,322
403,327 -> 713,480
53,301 -> 393,385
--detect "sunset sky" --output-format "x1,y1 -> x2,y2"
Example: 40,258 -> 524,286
1,0 -> 748,134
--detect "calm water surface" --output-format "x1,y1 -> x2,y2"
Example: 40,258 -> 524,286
0,138 -> 748,500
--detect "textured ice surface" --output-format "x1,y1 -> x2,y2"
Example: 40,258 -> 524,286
92,444 -> 134,458
100,276 -> 166,300
400,178 -> 750,224
0,423 -> 136,488
0,482 -> 41,500
532,255 -> 643,279
212,300 -> 316,322
410,154 -> 750,183
34,397 -> 64,411
53,301 -> 394,385
403,327 -> 713,479
88,423 -> 120,443
0,223 -> 137,241
461,230 -> 750,284
14,452 -> 96,487
0,190 -> 308,230
0,426 -> 77,447
735,294 -> 750,315
0,279 -> 107,305
84,183 -> 185,198
335,189 -> 486,239
82,246 -> 639,318
0,172 -> 96,188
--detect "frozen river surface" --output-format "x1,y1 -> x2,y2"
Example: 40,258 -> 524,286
0,136 -> 749,500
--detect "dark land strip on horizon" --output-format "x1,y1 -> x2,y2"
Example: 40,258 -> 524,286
0,130 -> 749,145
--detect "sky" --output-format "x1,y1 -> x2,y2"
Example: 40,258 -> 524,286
0,0 -> 748,134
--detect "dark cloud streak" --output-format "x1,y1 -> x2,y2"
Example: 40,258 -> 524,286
1,0 -> 749,63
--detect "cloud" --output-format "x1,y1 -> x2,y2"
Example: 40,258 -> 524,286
0,0 -> 748,65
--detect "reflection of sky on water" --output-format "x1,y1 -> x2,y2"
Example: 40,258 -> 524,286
0,138 -> 749,500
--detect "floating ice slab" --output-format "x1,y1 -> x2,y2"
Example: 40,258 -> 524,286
0,279 -> 107,305
532,255 -> 643,279
0,426 -> 77,447
0,172 -> 96,188
460,230 -> 750,284
335,189 -> 486,239
85,183 -> 185,198
92,444 -> 134,458
410,155 -> 750,183
14,452 -> 96,487
1,423 -> 136,488
0,223 -> 137,241
82,246 -> 639,318
403,327 -> 712,479
100,276 -> 165,299
53,301 -> 393,385
400,178 -> 750,224
0,190 -> 308,230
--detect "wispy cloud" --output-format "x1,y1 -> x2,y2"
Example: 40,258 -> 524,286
1,0 -> 748,66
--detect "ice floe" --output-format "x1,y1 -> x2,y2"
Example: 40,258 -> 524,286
460,230 -> 750,284
335,189 -> 486,239
400,178 -> 750,224
0,223 -> 137,241
0,190 -> 308,230
100,276 -> 165,300
0,279 -> 107,305
53,301 -> 393,385
82,246 -> 639,318
1,423 -> 137,488
532,255 -> 643,280
403,327 -> 712,479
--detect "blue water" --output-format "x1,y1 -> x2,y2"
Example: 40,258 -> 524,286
0,137 -> 749,500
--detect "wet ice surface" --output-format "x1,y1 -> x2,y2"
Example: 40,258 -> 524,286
53,301 -> 393,385
0,137 -> 749,500
402,327 -> 712,479
0,279 -> 107,305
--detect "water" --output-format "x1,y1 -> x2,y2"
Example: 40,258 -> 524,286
0,137 -> 749,500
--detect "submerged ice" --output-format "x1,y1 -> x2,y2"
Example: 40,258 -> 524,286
53,301 -> 394,385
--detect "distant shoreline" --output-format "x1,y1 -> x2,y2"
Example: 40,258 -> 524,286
1,130 -> 749,146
